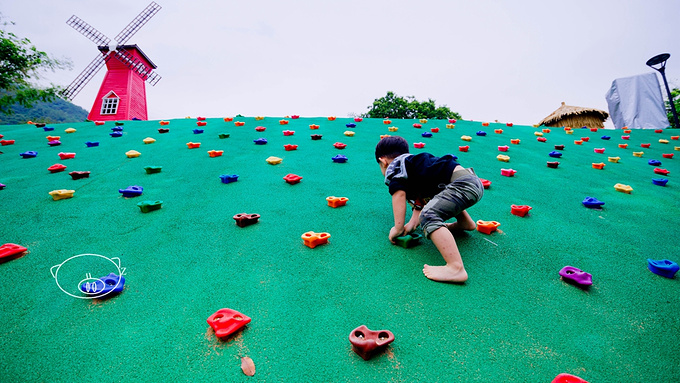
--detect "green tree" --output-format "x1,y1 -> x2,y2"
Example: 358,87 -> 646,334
362,91 -> 461,120
0,19 -> 70,115
666,87 -> 680,129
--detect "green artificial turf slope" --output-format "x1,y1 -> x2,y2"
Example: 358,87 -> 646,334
0,117 -> 679,382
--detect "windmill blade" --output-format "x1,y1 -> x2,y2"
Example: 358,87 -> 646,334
66,15 -> 111,46
114,2 -> 162,45
61,53 -> 107,100
112,48 -> 162,86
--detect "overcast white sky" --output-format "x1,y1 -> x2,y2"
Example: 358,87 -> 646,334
2,0 -> 679,126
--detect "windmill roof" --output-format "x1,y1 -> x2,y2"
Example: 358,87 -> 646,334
538,101 -> 609,126
98,44 -> 157,69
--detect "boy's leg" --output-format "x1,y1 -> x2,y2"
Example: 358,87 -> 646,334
423,226 -> 468,283
446,210 -> 476,232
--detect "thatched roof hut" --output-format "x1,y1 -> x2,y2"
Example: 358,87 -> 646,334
538,102 -> 609,129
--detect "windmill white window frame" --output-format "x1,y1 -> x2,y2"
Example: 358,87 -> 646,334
100,91 -> 120,115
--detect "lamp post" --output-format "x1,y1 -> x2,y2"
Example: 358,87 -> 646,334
646,53 -> 680,129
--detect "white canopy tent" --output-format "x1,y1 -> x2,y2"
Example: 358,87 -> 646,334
605,72 -> 670,129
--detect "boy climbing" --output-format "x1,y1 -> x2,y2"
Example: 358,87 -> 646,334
375,136 -> 484,283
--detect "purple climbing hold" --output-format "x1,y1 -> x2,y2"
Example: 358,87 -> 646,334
559,266 -> 592,286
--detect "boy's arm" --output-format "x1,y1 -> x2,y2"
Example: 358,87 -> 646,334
389,190 -> 407,243
405,208 -> 421,233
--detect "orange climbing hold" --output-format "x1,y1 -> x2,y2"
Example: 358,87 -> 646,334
326,196 -> 348,208
592,163 -> 605,170
302,231 -> 331,248
476,220 -> 500,234
208,150 -> 224,158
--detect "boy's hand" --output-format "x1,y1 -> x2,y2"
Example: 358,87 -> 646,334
404,222 -> 416,234
389,226 -> 405,243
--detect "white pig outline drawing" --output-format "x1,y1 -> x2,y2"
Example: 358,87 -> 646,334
50,254 -> 126,299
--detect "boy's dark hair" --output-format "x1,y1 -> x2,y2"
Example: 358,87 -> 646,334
375,136 -> 410,162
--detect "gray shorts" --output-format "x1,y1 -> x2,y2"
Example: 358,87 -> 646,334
420,169 -> 484,238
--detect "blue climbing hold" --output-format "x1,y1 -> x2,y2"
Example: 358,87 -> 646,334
332,154 -> 348,163
652,178 -> 668,186
647,259 -> 679,278
220,174 -> 239,184
80,273 -> 125,296
43,127 -> 55,131
648,159 -> 661,166
346,123 -> 356,128
549,151 -> 563,158
582,196 -> 605,209
110,132 -> 123,138
85,141 -> 100,147
111,126 -> 124,132
601,135 -> 611,140
422,132 -> 433,138
476,131 -> 487,136
20,151 -> 38,158
119,185 -> 143,197
193,129 -> 204,134
254,138 -> 267,145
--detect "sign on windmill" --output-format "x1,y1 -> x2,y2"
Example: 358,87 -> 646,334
62,2 -> 162,121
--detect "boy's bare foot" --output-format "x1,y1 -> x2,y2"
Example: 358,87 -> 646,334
446,221 -> 476,233
423,264 -> 468,283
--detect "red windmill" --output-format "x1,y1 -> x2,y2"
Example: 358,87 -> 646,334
62,2 -> 162,121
